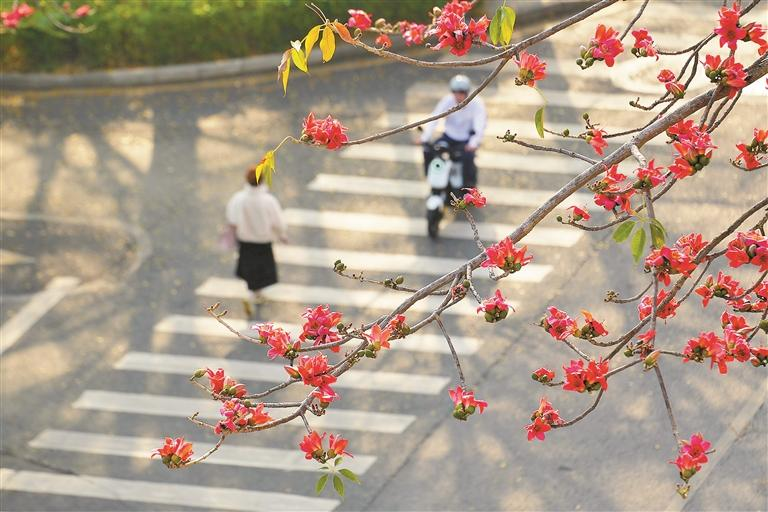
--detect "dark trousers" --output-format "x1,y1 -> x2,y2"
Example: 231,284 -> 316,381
422,134 -> 477,188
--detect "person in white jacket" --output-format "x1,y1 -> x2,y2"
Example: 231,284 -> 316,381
226,167 -> 288,310
419,74 -> 487,188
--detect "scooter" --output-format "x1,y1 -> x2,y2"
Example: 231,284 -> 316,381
424,140 -> 465,239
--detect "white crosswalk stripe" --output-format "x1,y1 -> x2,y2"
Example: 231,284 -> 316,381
196,278 -> 516,316
339,142 -> 585,174
308,173 -> 593,211
284,208 -> 582,247
274,242 -> 553,283
116,352 -> 450,395
0,468 -> 339,512
154,315 -> 482,355
376,112 -> 668,146
73,391 -> 416,433
29,429 -> 377,474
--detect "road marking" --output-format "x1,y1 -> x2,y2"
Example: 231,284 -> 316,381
29,429 -> 376,474
73,390 -> 416,433
308,173 -> 592,211
407,81 -> 655,111
274,242 -> 552,283
115,352 -> 450,395
0,249 -> 35,266
376,112 -> 668,146
196,278 -> 508,316
154,315 -> 482,355
0,468 -> 338,512
284,208 -> 582,247
339,142 -> 586,175
0,276 -> 80,355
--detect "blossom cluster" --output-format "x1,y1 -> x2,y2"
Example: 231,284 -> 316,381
455,187 -> 486,209
448,385 -> 487,420
481,237 -> 533,273
683,310 -> 767,372
671,433 -> 711,484
513,51 -> 547,88
577,24 -> 623,68
714,2 -> 767,54
205,367 -> 247,398
299,431 -> 352,463
725,231 -> 768,272
1,2 -> 33,28
300,305 -> 344,351
657,69 -> 685,99
477,289 -> 510,323
562,358 -> 609,393
734,128 -> 768,170
525,397 -> 563,441
589,164 -> 634,213
667,119 -> 717,180
215,400 -> 272,434
644,233 -> 707,286
638,288 -> 679,321
151,437 -> 194,468
285,353 -> 339,405
631,28 -> 657,59
429,4 -> 488,56
302,113 -> 349,150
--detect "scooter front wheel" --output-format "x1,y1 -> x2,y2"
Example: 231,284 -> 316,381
427,208 -> 441,239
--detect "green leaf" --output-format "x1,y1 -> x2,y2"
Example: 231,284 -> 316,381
334,457 -> 342,466
333,475 -> 345,497
339,469 -> 361,484
649,218 -> 667,235
316,474 -> 329,494
613,220 -> 636,243
534,107 -> 545,139
631,227 -> 647,263
305,25 -> 322,57
489,6 -> 515,45
320,25 -> 336,63
649,222 -> 665,249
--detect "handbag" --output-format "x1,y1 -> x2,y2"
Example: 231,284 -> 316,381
217,224 -> 237,252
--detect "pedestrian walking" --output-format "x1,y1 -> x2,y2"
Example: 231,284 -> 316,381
225,166 -> 288,316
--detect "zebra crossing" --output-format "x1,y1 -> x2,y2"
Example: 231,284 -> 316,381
5,40 -> 634,512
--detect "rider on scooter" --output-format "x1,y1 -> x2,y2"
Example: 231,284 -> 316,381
419,74 -> 487,189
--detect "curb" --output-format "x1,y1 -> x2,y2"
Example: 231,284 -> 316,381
0,1 -> 591,91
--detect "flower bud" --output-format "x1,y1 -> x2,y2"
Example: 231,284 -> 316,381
643,350 -> 661,371
624,347 -> 634,358
395,275 -> 405,285
759,319 -> 768,333
191,368 -> 206,380
562,128 -> 570,136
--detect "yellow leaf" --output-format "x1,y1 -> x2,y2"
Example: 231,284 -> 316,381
320,25 -> 335,63
277,49 -> 291,95
333,21 -> 354,44
305,25 -> 321,57
291,45 -> 308,73
255,150 -> 276,185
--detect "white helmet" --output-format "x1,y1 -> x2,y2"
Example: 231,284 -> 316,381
449,74 -> 472,93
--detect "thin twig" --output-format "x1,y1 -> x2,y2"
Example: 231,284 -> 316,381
619,0 -> 650,40
552,389 -> 604,428
654,364 -> 681,445
436,315 -> 465,387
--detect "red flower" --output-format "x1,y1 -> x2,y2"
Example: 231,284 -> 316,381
300,305 -> 343,351
657,69 -> 676,83
586,128 -> 608,156
665,81 -> 686,99
328,434 -> 352,458
302,113 -> 349,150
215,400 -> 272,434
587,24 -> 624,67
714,3 -> 746,51
375,33 -> 392,49
743,22 -> 768,55
442,0 -> 475,17
644,243 -> 698,287
514,51 -> 547,87
635,159 -> 666,188
540,306 -> 577,341
365,323 -> 393,351
574,310 -> 608,339
563,358 -> 609,393
346,9 -> 372,30
461,187 -> 486,208
481,237 -> 533,273
152,437 -> 194,468
703,55 -> 747,98
566,205 -> 590,221
672,433 -> 711,482
285,354 -> 337,395
590,165 -> 635,214
734,128 -> 768,170
531,367 -> 555,383
449,385 -> 488,420
725,231 -> 768,272
299,431 -> 325,460
477,289 -> 511,323
74,4 -> 91,18
526,417 -> 551,441
1,2 -> 34,28
205,368 -> 247,398
386,314 -> 409,337
631,28 -> 657,59
638,289 -> 679,321
430,11 -> 488,56
750,346 -> 768,367
695,271 -> 743,307
400,21 -> 426,46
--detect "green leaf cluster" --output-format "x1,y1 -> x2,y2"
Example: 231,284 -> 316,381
612,217 -> 667,263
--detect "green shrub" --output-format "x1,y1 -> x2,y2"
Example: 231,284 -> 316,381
0,0 -> 436,72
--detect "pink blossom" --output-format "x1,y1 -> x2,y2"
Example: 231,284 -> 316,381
449,385 -> 488,420
461,187 -> 486,208
541,306 -> 577,341
477,289 -> 511,323
514,51 -> 547,87
346,9 -> 372,30
152,437 -> 193,468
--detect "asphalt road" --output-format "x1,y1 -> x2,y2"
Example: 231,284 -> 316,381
1,2 -> 767,511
